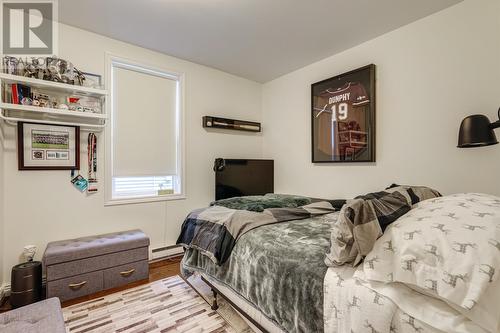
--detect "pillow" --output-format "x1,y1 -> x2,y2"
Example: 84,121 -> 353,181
363,193 -> 500,333
325,185 -> 440,267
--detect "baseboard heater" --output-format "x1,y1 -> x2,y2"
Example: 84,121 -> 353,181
203,116 -> 261,132
151,244 -> 183,260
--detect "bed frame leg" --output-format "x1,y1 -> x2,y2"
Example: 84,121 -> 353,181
211,288 -> 219,310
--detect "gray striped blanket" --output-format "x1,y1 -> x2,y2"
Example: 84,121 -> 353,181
177,201 -> 336,265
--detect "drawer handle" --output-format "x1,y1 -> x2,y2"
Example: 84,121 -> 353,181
120,269 -> 136,277
68,281 -> 87,289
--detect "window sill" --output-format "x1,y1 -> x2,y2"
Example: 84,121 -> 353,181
104,194 -> 186,206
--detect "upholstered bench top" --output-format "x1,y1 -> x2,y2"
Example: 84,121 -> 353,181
43,229 -> 150,265
0,298 -> 65,333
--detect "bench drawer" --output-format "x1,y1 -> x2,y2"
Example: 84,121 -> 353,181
46,247 -> 148,281
47,271 -> 103,302
103,260 -> 148,290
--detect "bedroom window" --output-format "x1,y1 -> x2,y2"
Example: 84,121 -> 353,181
105,55 -> 185,205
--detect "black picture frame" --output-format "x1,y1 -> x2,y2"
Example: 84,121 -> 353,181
311,64 -> 376,163
18,122 -> 80,170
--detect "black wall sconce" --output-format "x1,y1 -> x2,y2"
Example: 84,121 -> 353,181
458,107 -> 500,148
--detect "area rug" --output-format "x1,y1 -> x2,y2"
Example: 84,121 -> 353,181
185,274 -> 253,333
62,275 -> 252,333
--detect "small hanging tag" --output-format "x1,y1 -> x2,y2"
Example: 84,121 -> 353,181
71,174 -> 88,192
87,133 -> 98,194
88,178 -> 98,193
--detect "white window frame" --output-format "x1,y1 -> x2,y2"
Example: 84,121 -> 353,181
104,53 -> 185,206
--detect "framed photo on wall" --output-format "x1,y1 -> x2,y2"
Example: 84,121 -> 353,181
17,122 -> 80,170
311,64 -> 375,163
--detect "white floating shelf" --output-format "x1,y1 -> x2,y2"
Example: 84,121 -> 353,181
0,112 -> 106,130
0,73 -> 108,131
0,103 -> 107,120
0,73 -> 108,97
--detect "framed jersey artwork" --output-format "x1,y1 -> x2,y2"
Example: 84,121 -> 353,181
311,64 -> 375,163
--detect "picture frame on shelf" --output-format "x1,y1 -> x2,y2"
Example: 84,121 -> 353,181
82,72 -> 102,89
17,122 -> 80,170
311,64 -> 376,163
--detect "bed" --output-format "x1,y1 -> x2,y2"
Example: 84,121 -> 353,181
179,190 -> 500,333
182,210 -> 336,332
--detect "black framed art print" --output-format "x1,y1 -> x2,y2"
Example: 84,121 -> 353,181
311,64 -> 375,163
18,122 -> 80,170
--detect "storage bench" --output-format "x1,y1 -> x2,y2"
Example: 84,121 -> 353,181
43,229 -> 150,302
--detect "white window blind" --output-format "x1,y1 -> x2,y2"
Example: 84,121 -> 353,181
112,65 -> 178,177
108,58 -> 183,203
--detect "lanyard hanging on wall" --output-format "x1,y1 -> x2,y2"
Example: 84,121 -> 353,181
87,133 -> 98,193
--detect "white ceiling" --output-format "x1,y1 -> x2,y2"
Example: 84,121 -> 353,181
59,0 -> 461,82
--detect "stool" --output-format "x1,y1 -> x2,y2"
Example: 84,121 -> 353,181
10,261 -> 42,308
0,298 -> 65,333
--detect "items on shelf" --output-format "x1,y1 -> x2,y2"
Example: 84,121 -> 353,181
203,116 -> 261,132
32,92 -> 50,107
2,56 -> 102,88
0,57 -> 107,131
66,95 -> 101,113
10,83 -> 30,104
2,82 -> 102,113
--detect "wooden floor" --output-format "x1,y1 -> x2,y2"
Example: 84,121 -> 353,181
0,256 -> 182,312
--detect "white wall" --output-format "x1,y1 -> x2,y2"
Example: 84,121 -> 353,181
1,24 -> 262,284
0,126 -> 4,296
262,0 -> 500,199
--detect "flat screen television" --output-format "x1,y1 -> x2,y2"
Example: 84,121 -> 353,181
214,159 -> 274,200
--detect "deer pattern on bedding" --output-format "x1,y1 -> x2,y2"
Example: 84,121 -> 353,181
362,193 -> 500,333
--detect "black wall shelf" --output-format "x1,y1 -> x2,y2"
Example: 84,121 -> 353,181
202,116 -> 261,132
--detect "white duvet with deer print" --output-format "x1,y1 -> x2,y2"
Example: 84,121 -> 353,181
362,193 -> 500,333
324,266 -> 489,333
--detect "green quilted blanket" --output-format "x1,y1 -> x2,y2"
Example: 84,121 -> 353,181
210,193 -> 312,212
